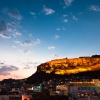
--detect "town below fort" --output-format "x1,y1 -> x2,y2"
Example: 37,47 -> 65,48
0,55 -> 100,100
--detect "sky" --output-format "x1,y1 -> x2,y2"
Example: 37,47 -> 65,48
0,0 -> 100,80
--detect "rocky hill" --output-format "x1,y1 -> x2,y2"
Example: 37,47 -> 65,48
27,55 -> 100,83
37,55 -> 100,74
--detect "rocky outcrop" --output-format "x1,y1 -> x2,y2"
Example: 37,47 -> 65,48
26,55 -> 100,83
37,55 -> 100,75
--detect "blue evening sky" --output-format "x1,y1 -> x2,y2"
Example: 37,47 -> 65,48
0,0 -> 100,80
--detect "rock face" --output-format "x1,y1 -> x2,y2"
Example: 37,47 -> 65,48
27,55 -> 100,83
37,55 -> 100,75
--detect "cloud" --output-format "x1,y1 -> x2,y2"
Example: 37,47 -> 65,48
48,46 -> 55,50
12,74 -> 20,78
0,33 -> 11,39
23,61 -> 39,70
24,61 -> 39,65
43,6 -> 55,15
15,39 -> 41,46
89,5 -> 100,11
12,45 -> 16,48
1,8 -> 22,37
64,0 -> 74,6
56,28 -> 61,31
30,12 -> 37,19
62,27 -> 66,30
0,64 -> 19,76
29,34 -> 32,37
7,21 -> 21,30
52,54 -> 59,59
7,22 -> 22,38
54,35 -> 59,39
1,7 -> 9,14
13,31 -> 21,37
15,40 -> 32,46
24,66 -> 31,69
70,13 -> 78,21
63,19 -> 68,23
33,39 -> 41,45
30,12 -> 35,16
72,16 -> 78,21
0,63 -> 4,65
20,50 -> 32,54
63,14 -> 68,17
8,9 -> 22,20
2,8 -> 22,20
0,20 -> 7,32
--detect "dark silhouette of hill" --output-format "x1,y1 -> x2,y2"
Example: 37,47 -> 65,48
1,78 -> 16,84
26,69 -> 100,83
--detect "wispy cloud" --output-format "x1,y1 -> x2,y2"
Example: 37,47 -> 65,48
7,22 -> 19,29
2,8 -> 22,20
30,12 -> 37,19
20,50 -> 32,54
29,34 -> 32,37
48,46 -> 55,50
89,5 -> 100,11
7,22 -> 22,38
1,7 -> 9,14
0,64 -> 19,76
23,50 -> 32,54
0,63 -> 4,65
0,33 -> 11,39
1,8 -> 22,38
23,61 -> 39,70
12,74 -> 20,78
12,45 -> 16,48
0,20 -> 7,32
30,12 -> 35,16
24,66 -> 30,69
62,27 -> 66,30
63,14 -> 68,17
43,6 -> 55,15
64,0 -> 74,6
56,28 -> 61,31
13,31 -> 21,37
15,40 -> 32,46
52,54 -> 59,59
72,16 -> 78,21
8,9 -> 22,20
63,19 -> 68,23
54,35 -> 60,39
15,39 -> 41,46
70,13 -> 78,21
33,39 -> 41,45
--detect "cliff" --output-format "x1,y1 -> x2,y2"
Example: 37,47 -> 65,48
37,55 -> 100,75
27,55 -> 100,83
